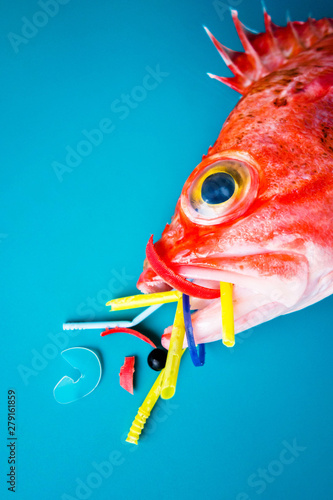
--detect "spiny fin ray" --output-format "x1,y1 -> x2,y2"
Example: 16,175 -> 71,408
206,9 -> 333,95
204,26 -> 249,79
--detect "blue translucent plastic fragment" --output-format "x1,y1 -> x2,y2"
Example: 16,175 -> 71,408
53,347 -> 102,404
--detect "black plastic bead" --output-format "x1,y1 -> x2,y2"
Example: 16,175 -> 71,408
147,348 -> 168,371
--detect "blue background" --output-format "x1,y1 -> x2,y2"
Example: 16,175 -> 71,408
1,0 -> 333,499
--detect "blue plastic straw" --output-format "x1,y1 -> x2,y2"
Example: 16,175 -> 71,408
182,294 -> 205,367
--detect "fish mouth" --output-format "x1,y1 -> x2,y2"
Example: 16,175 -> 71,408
137,237 -> 309,347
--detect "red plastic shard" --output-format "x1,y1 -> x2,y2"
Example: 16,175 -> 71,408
101,327 -> 156,348
119,356 -> 135,394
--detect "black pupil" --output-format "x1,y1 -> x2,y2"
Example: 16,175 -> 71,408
201,172 -> 235,204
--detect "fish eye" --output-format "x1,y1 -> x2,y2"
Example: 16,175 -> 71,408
201,172 -> 235,204
181,157 -> 259,226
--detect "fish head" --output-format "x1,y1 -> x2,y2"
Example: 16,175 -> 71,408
138,109 -> 332,345
138,149 -> 306,341
137,17 -> 333,345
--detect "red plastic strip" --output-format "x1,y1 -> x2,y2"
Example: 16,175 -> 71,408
101,327 -> 156,348
146,236 -> 220,299
119,356 -> 135,394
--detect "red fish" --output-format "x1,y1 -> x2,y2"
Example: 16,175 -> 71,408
137,9 -> 333,347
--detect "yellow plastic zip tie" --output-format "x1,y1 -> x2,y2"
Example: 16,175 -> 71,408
126,349 -> 186,445
160,298 -> 185,400
220,282 -> 235,347
106,290 -> 182,311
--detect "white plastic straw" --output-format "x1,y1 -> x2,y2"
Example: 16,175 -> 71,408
62,304 -> 162,331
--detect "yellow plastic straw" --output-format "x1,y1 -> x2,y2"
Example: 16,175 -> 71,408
160,298 -> 185,400
220,282 -> 235,347
126,349 -> 186,445
106,290 -> 182,311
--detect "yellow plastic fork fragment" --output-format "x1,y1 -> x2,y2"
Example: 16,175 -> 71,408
220,282 -> 235,347
106,290 -> 182,311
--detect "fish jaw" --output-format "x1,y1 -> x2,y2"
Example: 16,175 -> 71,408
161,295 -> 287,348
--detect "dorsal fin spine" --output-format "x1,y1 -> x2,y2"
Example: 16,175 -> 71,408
287,19 -> 305,51
203,26 -> 247,79
231,10 -> 267,79
263,10 -> 287,69
308,17 -> 322,39
263,10 -> 289,60
207,73 -> 246,94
